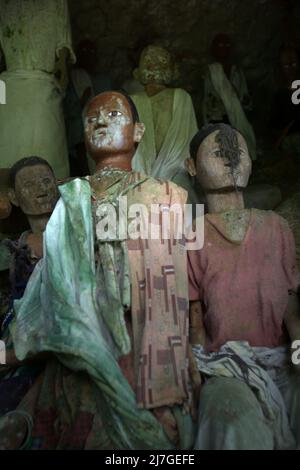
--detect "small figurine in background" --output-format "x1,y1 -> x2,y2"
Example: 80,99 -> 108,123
186,123 -> 300,450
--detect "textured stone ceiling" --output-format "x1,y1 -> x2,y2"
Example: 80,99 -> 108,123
68,0 -> 300,127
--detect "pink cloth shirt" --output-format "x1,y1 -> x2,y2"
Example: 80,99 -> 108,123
188,209 -> 299,352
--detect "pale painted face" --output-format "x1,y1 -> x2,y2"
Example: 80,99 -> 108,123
13,164 -> 58,216
195,130 -> 252,191
138,46 -> 173,85
85,92 -> 137,159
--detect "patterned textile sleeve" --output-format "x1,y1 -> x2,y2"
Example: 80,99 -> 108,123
127,179 -> 192,411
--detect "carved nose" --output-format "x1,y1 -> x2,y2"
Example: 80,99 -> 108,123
97,113 -> 107,126
95,118 -> 107,130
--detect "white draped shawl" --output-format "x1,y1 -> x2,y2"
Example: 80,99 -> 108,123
131,88 -> 198,181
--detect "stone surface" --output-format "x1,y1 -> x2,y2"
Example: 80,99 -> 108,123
68,0 -> 298,130
244,184 -> 282,210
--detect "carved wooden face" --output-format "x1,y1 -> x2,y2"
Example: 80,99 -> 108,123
195,130 -> 252,191
137,46 -> 173,85
12,164 -> 58,216
84,92 -> 144,162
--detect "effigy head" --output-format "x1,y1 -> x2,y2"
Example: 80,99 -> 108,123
187,124 -> 252,192
211,33 -> 231,62
134,45 -> 174,86
76,38 -> 97,71
84,91 -> 145,163
8,157 -> 58,216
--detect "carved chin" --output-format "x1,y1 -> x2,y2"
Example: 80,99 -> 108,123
92,134 -> 113,148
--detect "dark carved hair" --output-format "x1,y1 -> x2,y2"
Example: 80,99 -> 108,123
190,124 -> 241,184
119,91 -> 140,124
10,156 -> 54,189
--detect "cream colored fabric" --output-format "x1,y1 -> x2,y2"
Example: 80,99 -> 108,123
71,68 -> 94,102
150,88 -> 174,154
0,0 -> 75,178
0,0 -> 75,73
0,70 -> 71,178
203,63 -> 256,161
131,88 -> 198,181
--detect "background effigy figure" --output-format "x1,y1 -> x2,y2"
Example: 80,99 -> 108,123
130,45 -> 199,202
6,157 -> 59,301
0,0 -> 75,178
202,34 -> 256,160
0,157 -> 58,450
64,39 -> 113,176
0,91 -> 196,450
186,124 -> 300,450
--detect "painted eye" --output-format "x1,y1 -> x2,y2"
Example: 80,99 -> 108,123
88,117 -> 97,124
108,111 -> 122,118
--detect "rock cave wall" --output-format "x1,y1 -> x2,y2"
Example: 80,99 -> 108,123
68,0 -> 300,132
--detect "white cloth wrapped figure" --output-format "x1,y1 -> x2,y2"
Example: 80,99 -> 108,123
0,0 -> 75,178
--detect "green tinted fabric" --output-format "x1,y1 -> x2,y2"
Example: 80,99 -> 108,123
11,178 -> 173,450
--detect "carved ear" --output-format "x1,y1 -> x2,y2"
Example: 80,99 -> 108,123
8,188 -> 19,207
134,122 -> 145,143
185,158 -> 197,177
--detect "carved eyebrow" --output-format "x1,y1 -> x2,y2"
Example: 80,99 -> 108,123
86,115 -> 98,123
